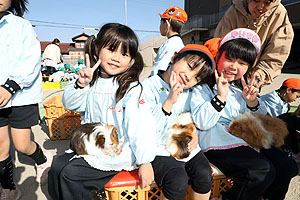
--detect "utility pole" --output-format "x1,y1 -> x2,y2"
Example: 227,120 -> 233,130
125,0 -> 127,25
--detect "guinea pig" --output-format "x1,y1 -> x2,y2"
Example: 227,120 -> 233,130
165,112 -> 196,159
70,122 -> 120,156
228,112 -> 288,149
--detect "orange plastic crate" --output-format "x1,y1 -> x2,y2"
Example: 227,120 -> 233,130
43,96 -> 81,140
104,169 -> 231,200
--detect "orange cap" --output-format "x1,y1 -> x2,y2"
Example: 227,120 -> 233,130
178,44 -> 216,73
159,6 -> 188,23
282,78 -> 300,90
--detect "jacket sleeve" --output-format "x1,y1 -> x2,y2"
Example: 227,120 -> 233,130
253,10 -> 294,84
123,85 -> 156,165
190,85 -> 222,130
62,80 -> 89,112
9,20 -> 41,89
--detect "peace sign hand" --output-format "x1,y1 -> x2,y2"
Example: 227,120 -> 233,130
167,71 -> 184,104
215,72 -> 228,102
241,72 -> 259,107
77,54 -> 101,87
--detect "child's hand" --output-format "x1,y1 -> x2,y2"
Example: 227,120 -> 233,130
168,71 -> 184,104
187,131 -> 198,152
215,72 -> 228,102
241,73 -> 259,107
163,71 -> 184,113
138,163 -> 154,189
77,54 -> 101,87
0,87 -> 12,107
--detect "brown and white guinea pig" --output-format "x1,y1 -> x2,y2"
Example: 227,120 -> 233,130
165,112 -> 196,159
70,122 -> 120,156
228,112 -> 288,149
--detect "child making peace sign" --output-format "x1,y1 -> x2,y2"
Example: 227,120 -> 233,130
190,28 -> 298,200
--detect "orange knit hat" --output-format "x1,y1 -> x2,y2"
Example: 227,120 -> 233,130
282,78 -> 300,90
178,44 -> 216,73
159,6 -> 188,23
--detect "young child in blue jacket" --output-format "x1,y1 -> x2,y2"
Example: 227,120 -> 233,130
143,44 -> 216,200
261,78 -> 300,161
0,1 -> 52,199
48,23 -> 156,200
190,28 -> 298,200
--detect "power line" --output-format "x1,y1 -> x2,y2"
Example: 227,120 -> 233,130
31,20 -> 159,33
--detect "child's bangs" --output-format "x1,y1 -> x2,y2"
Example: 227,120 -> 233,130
223,39 -> 257,67
103,29 -> 138,57
186,54 -> 208,70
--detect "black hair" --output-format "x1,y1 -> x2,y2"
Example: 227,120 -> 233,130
51,38 -> 60,44
85,23 -> 143,102
172,51 -> 214,85
169,19 -> 185,34
8,0 -> 28,17
279,86 -> 300,93
206,38 -> 257,91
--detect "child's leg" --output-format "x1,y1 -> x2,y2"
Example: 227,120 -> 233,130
185,151 -> 212,200
152,156 -> 189,200
260,147 -> 298,200
49,154 -> 118,200
205,146 -> 275,200
0,126 -> 16,190
9,104 -> 52,184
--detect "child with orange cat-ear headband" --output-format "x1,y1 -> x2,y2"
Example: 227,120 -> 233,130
142,44 -> 216,200
190,28 -> 298,200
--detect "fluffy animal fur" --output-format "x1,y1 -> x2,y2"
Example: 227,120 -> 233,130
70,122 -> 120,156
165,112 -> 196,159
228,112 -> 288,149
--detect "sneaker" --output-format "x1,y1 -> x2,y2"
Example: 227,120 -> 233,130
0,187 -> 21,200
35,151 -> 53,185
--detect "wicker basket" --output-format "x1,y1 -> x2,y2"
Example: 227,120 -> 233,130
43,96 -> 81,140
210,175 -> 233,198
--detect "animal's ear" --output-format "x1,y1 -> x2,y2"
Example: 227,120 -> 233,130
110,127 -> 119,146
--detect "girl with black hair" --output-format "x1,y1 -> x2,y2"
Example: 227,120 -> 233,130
190,28 -> 298,200
48,23 -> 156,200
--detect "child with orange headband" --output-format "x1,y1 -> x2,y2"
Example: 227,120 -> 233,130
142,44 -> 216,200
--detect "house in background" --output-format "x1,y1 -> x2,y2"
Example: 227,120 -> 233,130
40,32 -> 90,67
139,36 -> 167,67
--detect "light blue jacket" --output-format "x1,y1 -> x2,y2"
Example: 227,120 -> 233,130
260,91 -> 288,117
0,13 -> 42,108
62,78 -> 156,171
190,83 -> 268,152
142,75 -> 200,162
151,35 -> 184,76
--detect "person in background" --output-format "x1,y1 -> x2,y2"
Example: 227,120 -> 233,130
0,0 -> 53,199
74,58 -> 86,70
261,78 -> 300,162
42,38 -> 63,82
150,6 -> 188,76
214,0 -> 294,88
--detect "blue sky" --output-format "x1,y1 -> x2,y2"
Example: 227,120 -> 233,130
24,0 -> 184,44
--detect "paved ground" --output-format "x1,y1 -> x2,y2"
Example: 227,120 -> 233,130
6,68 -> 300,199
